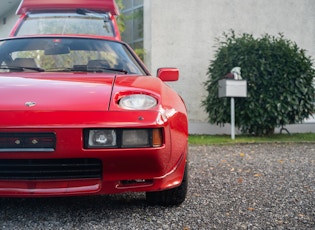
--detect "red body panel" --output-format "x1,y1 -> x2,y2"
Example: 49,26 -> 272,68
0,71 -> 188,197
16,0 -> 119,15
0,74 -> 113,111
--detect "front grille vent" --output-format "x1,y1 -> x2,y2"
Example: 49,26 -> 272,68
0,158 -> 102,180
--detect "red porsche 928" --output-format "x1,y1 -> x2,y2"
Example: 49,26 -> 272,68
0,35 -> 188,206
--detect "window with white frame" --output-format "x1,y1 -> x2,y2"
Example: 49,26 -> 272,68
121,0 -> 143,50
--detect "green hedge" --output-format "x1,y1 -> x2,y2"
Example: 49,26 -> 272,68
202,31 -> 315,135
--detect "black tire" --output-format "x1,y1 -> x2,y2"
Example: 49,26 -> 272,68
146,164 -> 188,206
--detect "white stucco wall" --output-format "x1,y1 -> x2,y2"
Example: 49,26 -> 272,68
0,5 -> 19,38
144,0 -> 315,134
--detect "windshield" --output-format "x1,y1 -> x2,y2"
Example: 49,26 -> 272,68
15,13 -> 116,37
0,37 -> 146,75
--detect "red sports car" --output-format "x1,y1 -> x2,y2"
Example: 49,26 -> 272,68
10,0 -> 121,40
0,35 -> 188,206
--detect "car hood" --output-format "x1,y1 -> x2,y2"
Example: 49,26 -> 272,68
0,74 -> 114,111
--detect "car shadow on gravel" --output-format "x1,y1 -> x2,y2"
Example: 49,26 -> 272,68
0,193 -> 148,211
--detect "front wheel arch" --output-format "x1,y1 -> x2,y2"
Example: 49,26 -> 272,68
146,163 -> 188,206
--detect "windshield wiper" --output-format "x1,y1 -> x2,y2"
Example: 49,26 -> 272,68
0,66 -> 44,72
43,67 -> 128,74
87,67 -> 128,74
76,8 -> 110,21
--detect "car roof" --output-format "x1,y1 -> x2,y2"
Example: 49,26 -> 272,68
16,0 -> 119,15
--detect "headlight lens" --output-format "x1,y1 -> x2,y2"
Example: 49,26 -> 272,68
119,94 -> 157,110
84,128 -> 163,149
88,129 -> 117,147
122,129 -> 150,147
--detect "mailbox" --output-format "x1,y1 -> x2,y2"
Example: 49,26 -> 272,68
218,79 -> 247,98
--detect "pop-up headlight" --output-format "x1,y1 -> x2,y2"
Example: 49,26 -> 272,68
119,94 -> 157,110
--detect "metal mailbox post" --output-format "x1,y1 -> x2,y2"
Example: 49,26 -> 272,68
218,79 -> 247,139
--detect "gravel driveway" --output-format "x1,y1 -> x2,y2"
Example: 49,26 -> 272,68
1,143 -> 314,229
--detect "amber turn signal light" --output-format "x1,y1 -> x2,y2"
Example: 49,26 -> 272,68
152,128 -> 163,147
